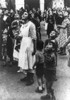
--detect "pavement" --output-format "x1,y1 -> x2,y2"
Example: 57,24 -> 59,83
0,53 -> 70,100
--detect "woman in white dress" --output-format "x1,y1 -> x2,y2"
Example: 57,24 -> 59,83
13,11 -> 36,85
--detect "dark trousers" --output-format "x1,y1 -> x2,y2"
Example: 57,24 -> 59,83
7,36 -> 14,62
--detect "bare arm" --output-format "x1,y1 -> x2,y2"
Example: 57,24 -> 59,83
57,24 -> 67,29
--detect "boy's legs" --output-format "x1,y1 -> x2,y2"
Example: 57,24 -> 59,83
41,80 -> 52,100
36,73 -> 44,92
46,80 -> 52,94
41,76 -> 45,90
37,77 -> 43,90
46,80 -> 56,100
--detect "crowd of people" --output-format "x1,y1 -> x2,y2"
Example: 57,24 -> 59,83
1,7 -> 70,100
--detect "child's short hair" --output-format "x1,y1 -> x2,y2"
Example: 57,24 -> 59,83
45,42 -> 54,53
37,40 -> 44,50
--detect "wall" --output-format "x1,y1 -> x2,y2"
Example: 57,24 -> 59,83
25,0 -> 39,10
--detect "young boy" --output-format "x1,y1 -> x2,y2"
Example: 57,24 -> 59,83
45,30 -> 58,66
45,30 -> 58,82
41,42 -> 56,100
33,40 -> 45,93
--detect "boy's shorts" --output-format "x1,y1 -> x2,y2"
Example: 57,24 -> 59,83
36,63 -> 44,78
45,69 -> 56,82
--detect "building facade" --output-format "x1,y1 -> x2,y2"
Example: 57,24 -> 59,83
1,0 -> 70,11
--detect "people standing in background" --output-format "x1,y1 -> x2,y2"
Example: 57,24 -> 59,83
47,9 -> 54,38
55,11 -> 64,25
67,14 -> 70,38
40,17 -> 48,43
2,10 -> 15,65
6,11 -> 15,65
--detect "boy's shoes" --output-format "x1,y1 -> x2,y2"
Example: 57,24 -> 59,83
50,89 -> 56,100
52,95 -> 56,100
35,87 -> 44,93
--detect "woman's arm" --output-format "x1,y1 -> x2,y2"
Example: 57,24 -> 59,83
57,19 -> 69,29
57,24 -> 67,29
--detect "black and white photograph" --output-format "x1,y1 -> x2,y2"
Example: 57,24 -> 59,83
0,0 -> 70,100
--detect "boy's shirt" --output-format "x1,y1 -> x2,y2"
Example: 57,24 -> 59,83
44,52 -> 56,70
36,50 -> 44,64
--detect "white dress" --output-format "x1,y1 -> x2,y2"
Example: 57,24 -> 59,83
13,21 -> 36,70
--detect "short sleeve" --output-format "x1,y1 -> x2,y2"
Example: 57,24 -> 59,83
29,22 -> 36,40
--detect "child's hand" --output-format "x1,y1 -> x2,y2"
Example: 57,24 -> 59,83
33,62 -> 36,70
33,66 -> 36,70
